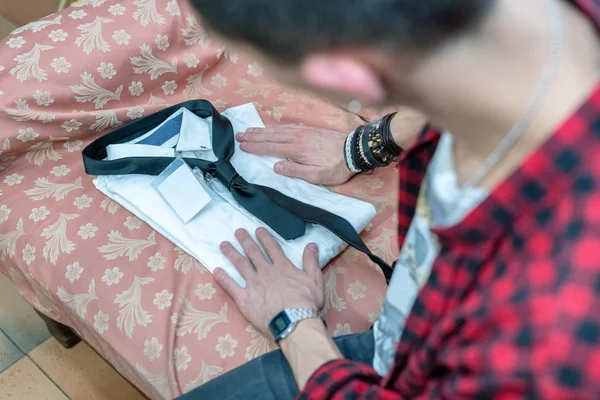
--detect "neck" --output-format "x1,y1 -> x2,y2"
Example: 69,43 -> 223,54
401,0 -> 600,188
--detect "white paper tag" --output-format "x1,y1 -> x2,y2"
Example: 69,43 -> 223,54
152,158 -> 212,223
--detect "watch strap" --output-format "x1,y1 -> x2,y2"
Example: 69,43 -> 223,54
287,308 -> 321,321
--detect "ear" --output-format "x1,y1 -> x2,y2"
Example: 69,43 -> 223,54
300,53 -> 386,104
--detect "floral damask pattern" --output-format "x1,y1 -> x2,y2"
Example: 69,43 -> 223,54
0,1 -> 396,398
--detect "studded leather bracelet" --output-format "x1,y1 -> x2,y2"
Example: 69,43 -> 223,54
344,113 -> 403,173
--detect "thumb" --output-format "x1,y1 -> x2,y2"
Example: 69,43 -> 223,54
213,267 -> 244,303
302,243 -> 320,277
274,161 -> 322,184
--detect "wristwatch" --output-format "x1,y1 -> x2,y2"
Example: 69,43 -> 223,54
268,308 -> 323,343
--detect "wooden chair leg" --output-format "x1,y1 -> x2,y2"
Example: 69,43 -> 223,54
35,310 -> 81,349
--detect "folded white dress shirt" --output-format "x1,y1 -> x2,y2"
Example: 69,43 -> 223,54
94,103 -> 376,286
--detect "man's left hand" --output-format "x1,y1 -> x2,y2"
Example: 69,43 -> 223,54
213,228 -> 325,338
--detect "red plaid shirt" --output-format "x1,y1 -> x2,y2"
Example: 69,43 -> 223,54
300,1 -> 600,399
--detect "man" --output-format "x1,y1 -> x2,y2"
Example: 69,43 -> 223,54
182,0 -> 600,398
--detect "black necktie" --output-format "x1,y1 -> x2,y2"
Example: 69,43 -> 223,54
82,100 -> 393,282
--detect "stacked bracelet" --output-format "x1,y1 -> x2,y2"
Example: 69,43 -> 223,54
344,113 -> 403,173
360,125 -> 387,169
371,112 -> 402,164
344,130 -> 362,173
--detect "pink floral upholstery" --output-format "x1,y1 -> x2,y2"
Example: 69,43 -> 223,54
0,1 -> 396,398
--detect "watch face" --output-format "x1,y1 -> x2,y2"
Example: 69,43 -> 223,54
269,311 -> 291,337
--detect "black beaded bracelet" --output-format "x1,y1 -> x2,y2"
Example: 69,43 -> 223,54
347,113 -> 403,173
352,125 -> 372,172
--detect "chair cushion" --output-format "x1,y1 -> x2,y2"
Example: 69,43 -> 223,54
0,1 -> 396,398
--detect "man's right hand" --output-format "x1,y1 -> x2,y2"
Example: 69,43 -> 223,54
236,125 -> 354,185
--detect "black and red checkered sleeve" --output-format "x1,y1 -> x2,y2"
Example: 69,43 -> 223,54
396,126 -> 440,247
298,360 -> 403,400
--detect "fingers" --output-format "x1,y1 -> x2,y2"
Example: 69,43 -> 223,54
213,267 -> 244,303
237,126 -> 305,158
220,241 -> 255,279
235,229 -> 268,268
237,125 -> 302,142
302,243 -> 320,277
236,131 -> 292,144
274,161 -> 322,184
255,227 -> 287,265
239,142 -> 294,158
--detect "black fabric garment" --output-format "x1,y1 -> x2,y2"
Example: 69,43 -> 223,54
82,100 -> 393,282
177,330 -> 375,400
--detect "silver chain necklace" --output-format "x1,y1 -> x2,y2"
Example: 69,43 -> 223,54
464,0 -> 564,187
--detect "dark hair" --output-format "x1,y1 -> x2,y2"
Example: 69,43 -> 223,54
190,0 -> 494,63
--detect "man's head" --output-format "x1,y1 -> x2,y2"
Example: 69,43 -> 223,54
190,0 -> 495,106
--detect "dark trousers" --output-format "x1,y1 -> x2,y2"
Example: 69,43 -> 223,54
179,330 -> 375,400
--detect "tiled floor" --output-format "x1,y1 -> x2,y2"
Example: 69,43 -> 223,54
0,274 -> 147,399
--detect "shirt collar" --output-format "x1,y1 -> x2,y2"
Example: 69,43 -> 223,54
106,107 -> 214,160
